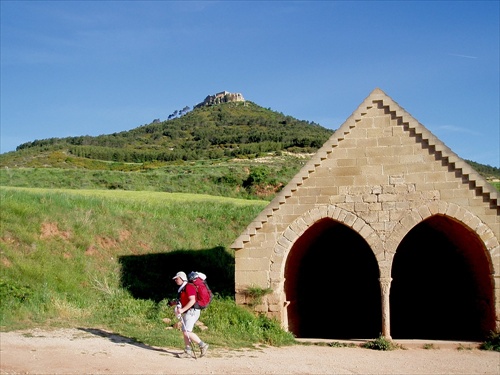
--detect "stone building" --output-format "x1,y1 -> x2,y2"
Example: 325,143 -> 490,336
231,88 -> 499,341
195,91 -> 245,108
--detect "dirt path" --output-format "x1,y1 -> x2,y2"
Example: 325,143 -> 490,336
0,328 -> 499,374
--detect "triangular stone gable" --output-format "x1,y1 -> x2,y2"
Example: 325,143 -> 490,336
231,88 -> 499,250
232,88 -> 500,338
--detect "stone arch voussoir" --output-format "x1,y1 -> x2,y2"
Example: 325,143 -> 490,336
272,204 -> 384,280
386,201 -> 500,276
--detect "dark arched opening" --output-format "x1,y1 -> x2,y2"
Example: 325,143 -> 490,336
284,218 -> 381,339
390,215 -> 495,340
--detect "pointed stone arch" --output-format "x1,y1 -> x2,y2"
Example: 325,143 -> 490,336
387,202 -> 499,339
270,205 -> 383,338
272,205 -> 384,276
263,205 -> 390,338
385,201 -> 499,274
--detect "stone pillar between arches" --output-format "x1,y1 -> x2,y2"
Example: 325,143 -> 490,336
379,277 -> 393,339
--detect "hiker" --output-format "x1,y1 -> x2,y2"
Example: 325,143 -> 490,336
172,271 -> 209,358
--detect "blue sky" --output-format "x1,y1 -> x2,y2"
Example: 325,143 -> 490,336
1,1 -> 499,167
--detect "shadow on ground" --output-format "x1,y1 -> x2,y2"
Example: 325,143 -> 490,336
78,327 -> 178,355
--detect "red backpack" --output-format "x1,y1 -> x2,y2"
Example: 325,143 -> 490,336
188,272 -> 213,310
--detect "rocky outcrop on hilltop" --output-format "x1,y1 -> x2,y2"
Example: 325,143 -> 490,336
195,91 -> 245,108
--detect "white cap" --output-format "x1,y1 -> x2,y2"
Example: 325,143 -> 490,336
172,271 -> 187,281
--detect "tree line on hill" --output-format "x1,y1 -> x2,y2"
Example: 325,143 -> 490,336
465,160 -> 500,179
15,101 -> 333,163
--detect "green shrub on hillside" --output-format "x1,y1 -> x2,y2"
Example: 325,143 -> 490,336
0,278 -> 33,302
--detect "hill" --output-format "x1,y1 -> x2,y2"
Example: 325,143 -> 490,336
0,99 -> 499,197
4,101 -> 333,165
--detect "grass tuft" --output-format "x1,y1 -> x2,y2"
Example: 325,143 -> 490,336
479,331 -> 500,352
361,335 -> 397,351
422,343 -> 439,350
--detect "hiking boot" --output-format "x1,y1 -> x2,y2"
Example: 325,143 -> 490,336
177,349 -> 195,359
199,343 -> 209,357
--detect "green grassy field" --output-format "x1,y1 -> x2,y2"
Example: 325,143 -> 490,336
0,155 -> 308,200
0,186 -> 295,348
